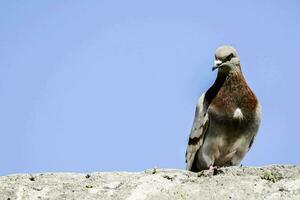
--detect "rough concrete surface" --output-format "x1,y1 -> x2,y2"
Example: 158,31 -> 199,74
0,165 -> 299,200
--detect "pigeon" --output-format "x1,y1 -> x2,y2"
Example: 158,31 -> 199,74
185,45 -> 261,172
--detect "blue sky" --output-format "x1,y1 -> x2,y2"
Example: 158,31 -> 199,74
1,0 -> 300,175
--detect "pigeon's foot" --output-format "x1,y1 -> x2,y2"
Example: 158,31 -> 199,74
197,166 -> 224,177
198,166 -> 217,177
208,165 -> 218,171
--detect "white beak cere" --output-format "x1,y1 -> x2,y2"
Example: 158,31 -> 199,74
214,60 -> 222,67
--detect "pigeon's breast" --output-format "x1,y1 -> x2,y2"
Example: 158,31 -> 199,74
207,77 -> 260,132
208,106 -> 255,133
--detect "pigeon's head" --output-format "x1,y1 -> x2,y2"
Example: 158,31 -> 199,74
212,45 -> 240,73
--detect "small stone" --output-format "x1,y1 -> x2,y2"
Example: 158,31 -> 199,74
85,174 -> 91,179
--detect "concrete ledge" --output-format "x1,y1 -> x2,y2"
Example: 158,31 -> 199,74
1,165 -> 299,200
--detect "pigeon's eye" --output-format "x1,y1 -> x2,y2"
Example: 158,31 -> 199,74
224,53 -> 234,62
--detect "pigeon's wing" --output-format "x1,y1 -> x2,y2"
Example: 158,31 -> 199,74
185,93 -> 210,171
247,102 -> 262,151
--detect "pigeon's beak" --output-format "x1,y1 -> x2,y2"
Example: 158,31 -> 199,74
212,60 -> 222,71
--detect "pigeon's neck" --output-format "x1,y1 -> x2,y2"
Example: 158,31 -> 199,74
205,66 -> 245,108
219,68 -> 258,112
223,68 -> 246,88
204,71 -> 227,107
